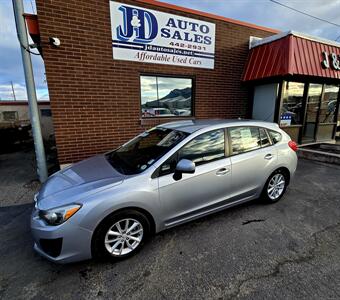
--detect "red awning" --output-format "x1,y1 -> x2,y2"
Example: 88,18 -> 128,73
242,32 -> 340,81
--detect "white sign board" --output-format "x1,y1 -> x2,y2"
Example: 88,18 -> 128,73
280,114 -> 292,126
109,1 -> 215,69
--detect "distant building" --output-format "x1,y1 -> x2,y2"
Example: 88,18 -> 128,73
0,101 -> 53,140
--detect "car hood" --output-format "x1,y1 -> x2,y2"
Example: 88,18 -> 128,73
37,154 -> 124,210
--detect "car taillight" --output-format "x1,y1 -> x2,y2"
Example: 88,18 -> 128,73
288,140 -> 298,152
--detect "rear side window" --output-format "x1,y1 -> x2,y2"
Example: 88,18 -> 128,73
178,129 -> 225,165
229,127 -> 261,155
259,128 -> 271,147
268,130 -> 282,144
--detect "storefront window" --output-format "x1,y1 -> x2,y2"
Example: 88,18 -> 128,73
280,82 -> 304,126
302,83 -> 322,142
320,85 -> 339,123
140,75 -> 193,118
306,84 -> 323,126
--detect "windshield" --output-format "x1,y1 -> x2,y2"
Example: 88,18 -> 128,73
106,128 -> 188,175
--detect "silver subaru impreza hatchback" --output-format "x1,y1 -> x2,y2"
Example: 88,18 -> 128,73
31,120 -> 298,263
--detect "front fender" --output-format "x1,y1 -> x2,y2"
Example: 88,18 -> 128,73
76,181 -> 161,233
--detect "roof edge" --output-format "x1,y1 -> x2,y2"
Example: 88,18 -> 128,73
251,30 -> 340,49
136,0 -> 280,34
0,101 -> 50,105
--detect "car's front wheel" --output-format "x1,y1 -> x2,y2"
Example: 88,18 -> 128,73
92,210 -> 151,261
262,169 -> 288,203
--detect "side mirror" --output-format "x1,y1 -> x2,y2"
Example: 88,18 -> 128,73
173,159 -> 195,180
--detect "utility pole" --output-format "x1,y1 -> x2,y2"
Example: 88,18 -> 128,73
12,0 -> 48,182
10,81 -> 17,101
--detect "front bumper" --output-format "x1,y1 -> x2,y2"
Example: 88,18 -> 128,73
31,208 -> 93,263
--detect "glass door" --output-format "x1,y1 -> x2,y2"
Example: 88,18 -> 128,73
301,84 -> 322,143
316,85 -> 339,141
279,81 -> 305,142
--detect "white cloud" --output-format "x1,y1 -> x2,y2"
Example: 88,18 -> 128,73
0,83 -> 26,100
0,0 -> 49,101
141,76 -> 192,103
162,0 -> 340,41
0,82 -> 48,101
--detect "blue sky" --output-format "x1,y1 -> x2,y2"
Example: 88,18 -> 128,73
1,0 -> 340,101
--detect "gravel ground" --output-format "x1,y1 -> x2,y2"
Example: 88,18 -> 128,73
0,151 -> 340,299
0,150 -> 40,207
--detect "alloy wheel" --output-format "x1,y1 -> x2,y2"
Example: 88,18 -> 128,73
267,174 -> 285,200
104,218 -> 144,256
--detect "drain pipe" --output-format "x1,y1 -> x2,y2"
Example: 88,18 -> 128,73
12,0 -> 48,182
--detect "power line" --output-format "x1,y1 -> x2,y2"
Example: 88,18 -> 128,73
269,0 -> 340,28
11,81 -> 17,101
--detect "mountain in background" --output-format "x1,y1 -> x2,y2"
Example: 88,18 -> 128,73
142,87 -> 191,110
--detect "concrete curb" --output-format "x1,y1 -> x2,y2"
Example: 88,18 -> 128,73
298,148 -> 340,165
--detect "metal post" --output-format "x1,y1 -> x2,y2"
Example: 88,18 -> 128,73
12,0 -> 48,182
11,81 -> 17,101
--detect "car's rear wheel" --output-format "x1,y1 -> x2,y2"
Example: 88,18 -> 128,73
262,169 -> 288,203
92,210 -> 151,261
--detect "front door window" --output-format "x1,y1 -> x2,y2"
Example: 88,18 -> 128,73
178,129 -> 225,165
157,129 -> 231,226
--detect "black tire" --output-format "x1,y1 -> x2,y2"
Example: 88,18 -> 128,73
92,209 -> 151,261
261,169 -> 288,204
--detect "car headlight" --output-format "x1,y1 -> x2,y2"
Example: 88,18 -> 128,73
39,204 -> 82,226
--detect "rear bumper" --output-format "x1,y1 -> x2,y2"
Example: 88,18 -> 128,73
31,209 -> 93,264
290,153 -> 298,182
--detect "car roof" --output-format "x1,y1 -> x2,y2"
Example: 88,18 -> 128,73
157,119 -> 280,133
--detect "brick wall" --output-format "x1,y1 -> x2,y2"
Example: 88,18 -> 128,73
35,0 -> 276,164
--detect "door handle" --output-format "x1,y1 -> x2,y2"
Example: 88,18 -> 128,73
264,154 -> 273,160
216,168 -> 230,176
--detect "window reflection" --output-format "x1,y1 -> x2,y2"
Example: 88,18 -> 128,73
140,76 -> 193,118
320,85 -> 339,123
259,128 -> 270,147
280,82 -> 305,126
108,128 -> 188,175
179,129 -> 225,165
302,84 -> 322,141
229,127 -> 261,155
268,130 -> 282,144
306,84 -> 322,124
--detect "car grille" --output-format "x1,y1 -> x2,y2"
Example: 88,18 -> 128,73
39,238 -> 63,257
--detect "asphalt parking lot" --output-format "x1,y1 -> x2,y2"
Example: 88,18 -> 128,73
1,151 -> 340,300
